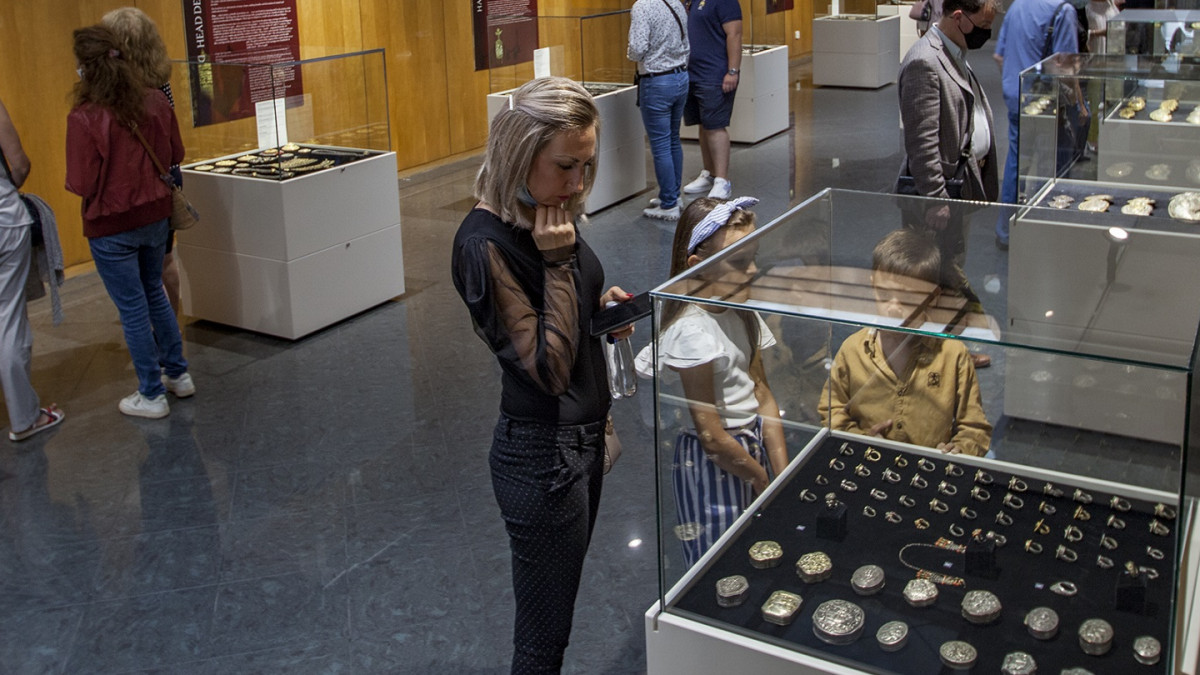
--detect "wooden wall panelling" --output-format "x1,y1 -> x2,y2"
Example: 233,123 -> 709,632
359,0 -> 452,171
443,1 -> 492,156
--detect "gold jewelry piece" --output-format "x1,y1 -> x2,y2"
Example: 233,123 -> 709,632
995,511 -> 1013,526
1025,606 -> 1059,640
1108,496 -> 1132,512
1168,192 -> 1200,222
910,474 -> 928,489
715,574 -> 750,607
974,469 -> 994,485
960,506 -> 977,520
929,499 -> 949,514
1003,493 -> 1024,510
971,487 -> 990,502
214,159 -> 237,167
1079,197 -> 1111,212
828,458 -> 845,471
1064,525 -> 1084,542
1097,555 -> 1114,569
761,590 -> 803,625
1034,518 -> 1051,535
1050,580 -> 1077,596
1149,108 -> 1173,122
885,511 -> 903,523
870,488 -> 888,501
796,551 -> 834,583
881,468 -> 902,484
903,577 -> 940,606
1107,514 -> 1125,529
961,589 -> 1002,625
893,455 -> 908,468
1154,503 -> 1177,520
1100,534 -> 1118,550
749,540 -> 784,568
863,505 -> 877,517
192,164 -> 215,171
1008,477 -> 1028,493
1149,520 -> 1170,536
281,142 -> 301,152
1025,540 -> 1043,554
815,474 -> 829,485
949,523 -> 965,537
1140,566 -> 1160,580
917,458 -> 936,472
854,464 -> 871,477
915,518 -> 930,530
840,479 -> 858,492
863,447 -> 881,462
1073,505 -> 1091,521
1039,501 -> 1056,515
1055,545 -> 1078,562
1134,636 -> 1162,666
899,495 -> 916,508
937,481 -> 957,497
799,489 -> 818,502
839,442 -> 854,456
1072,489 -> 1092,504
944,463 -> 963,477
1146,546 -> 1164,560
825,493 -> 840,508
1043,483 -> 1064,498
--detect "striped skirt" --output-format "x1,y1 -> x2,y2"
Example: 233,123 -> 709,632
672,417 -> 771,568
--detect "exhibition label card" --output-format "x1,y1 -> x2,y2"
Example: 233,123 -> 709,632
256,98 -> 289,148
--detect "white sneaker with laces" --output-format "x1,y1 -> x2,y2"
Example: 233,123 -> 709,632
643,204 -> 681,221
682,170 -> 713,194
119,391 -> 169,419
162,372 -> 196,398
707,177 -> 732,200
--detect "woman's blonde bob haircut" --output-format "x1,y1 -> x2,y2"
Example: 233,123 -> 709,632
102,7 -> 172,87
474,76 -> 600,226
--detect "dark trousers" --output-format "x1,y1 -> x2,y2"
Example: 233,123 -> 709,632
491,414 -> 606,674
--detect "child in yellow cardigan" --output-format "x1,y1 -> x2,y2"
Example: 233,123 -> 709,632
819,229 -> 992,456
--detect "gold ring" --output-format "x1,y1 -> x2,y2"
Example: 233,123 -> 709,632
864,447 -> 882,462
1073,505 -> 1091,521
1025,540 -> 1043,554
854,464 -> 871,477
1055,545 -> 1078,563
863,505 -> 877,517
840,479 -> 858,492
839,442 -> 855,456
1073,489 -> 1093,504
1100,535 -> 1118,550
1149,520 -> 1170,536
815,474 -> 829,485
899,495 -> 916,508
944,462 -> 964,477
1108,496 -> 1131,512
914,518 -> 930,530
1064,525 -> 1084,542
995,511 -> 1014,526
937,481 -> 958,496
1003,493 -> 1025,510
1106,514 -> 1125,529
870,488 -> 888,501
959,506 -> 977,520
949,523 -> 965,537
1042,482 -> 1064,497
1147,546 -> 1164,560
1096,555 -> 1114,569
917,458 -> 936,472
1038,500 -> 1056,515
1034,518 -> 1051,535
886,511 -> 903,524
799,489 -> 818,502
1008,477 -> 1029,493
829,458 -> 845,471
910,474 -> 928,489
894,455 -> 909,468
971,487 -> 991,502
882,468 -> 902,484
1154,503 -> 1177,520
974,469 -> 994,485
929,499 -> 949,514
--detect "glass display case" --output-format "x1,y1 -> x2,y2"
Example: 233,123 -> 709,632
1107,9 -> 1200,57
812,1 -> 901,88
644,188 -> 1200,674
1017,53 -> 1200,219
171,50 -> 403,340
173,50 -> 390,181
484,11 -> 643,214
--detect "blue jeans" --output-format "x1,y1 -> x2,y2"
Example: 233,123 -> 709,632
639,71 -> 689,209
89,218 -> 187,398
996,107 -> 1020,242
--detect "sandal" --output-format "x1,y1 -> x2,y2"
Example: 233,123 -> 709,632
9,405 -> 65,442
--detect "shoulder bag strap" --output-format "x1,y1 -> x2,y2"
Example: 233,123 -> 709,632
0,143 -> 12,183
660,0 -> 686,42
129,123 -> 172,185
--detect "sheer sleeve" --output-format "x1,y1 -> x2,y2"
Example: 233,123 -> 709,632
457,234 -> 580,396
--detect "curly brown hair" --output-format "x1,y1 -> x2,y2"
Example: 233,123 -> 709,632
72,24 -> 146,125
102,7 -> 172,87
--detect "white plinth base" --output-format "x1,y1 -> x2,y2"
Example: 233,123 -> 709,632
812,15 -> 901,89
177,150 -> 404,340
680,45 -> 789,145
487,83 -> 645,214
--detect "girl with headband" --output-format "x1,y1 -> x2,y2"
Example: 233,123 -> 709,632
636,197 -> 788,566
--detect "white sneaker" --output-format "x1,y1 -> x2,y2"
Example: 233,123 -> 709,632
119,391 -> 169,419
162,372 -> 195,398
707,177 -> 732,200
643,204 -> 681,221
682,170 -> 713,194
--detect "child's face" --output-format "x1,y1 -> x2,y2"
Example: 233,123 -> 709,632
872,271 -> 938,326
694,227 -> 758,303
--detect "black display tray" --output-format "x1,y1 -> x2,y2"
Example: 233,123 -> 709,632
185,145 -> 380,181
667,433 -> 1176,674
1028,181 -> 1200,232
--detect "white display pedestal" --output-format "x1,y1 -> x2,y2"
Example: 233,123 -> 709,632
646,429 -> 1200,674
879,3 -> 920,60
1003,203 -> 1200,444
680,45 -> 789,145
176,151 -> 405,340
487,83 -> 645,214
812,15 -> 901,89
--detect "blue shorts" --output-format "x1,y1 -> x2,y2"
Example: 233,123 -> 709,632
683,80 -> 736,130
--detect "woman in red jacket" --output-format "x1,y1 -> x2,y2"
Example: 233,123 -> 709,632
65,25 -> 194,419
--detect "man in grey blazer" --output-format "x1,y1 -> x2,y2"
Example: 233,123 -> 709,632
899,0 -> 1000,212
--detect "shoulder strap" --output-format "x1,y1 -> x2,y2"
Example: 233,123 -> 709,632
0,144 -> 11,183
129,123 -> 171,180
660,0 -> 686,41
1043,2 -> 1072,58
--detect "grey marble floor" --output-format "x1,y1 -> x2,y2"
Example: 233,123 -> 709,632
0,51 -> 1176,674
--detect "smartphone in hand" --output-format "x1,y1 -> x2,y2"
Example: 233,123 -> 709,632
590,292 -> 652,337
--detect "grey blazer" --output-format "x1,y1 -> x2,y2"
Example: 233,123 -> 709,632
898,31 -> 999,202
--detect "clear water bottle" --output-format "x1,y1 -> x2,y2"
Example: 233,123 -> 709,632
604,335 -> 637,400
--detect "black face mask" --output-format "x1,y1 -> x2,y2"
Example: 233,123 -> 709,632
961,14 -> 992,50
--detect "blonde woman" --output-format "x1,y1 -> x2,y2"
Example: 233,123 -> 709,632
102,7 -> 182,312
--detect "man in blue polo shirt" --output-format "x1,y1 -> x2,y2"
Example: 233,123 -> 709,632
993,0 -> 1080,248
681,0 -> 742,201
